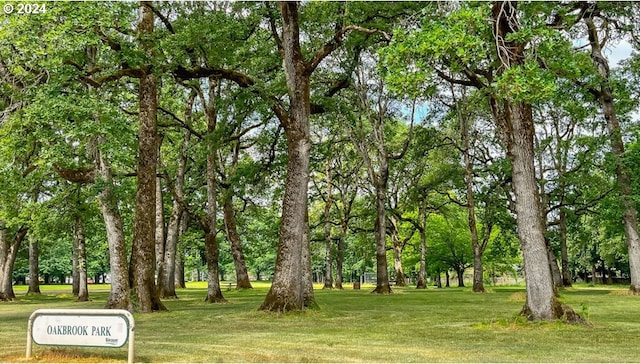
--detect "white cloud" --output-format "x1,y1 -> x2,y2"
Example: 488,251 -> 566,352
605,39 -> 633,68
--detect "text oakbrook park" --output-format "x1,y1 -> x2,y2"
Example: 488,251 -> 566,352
46,324 -> 114,340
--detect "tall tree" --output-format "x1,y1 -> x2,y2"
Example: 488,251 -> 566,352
202,77 -> 225,303
215,88 -> 270,290
490,1 -> 562,319
73,215 -> 89,302
0,226 -> 28,301
415,203 -> 429,289
330,143 -> 363,289
578,3 -> 640,294
458,96 -> 493,293
222,191 -> 252,289
157,90 -> 196,299
26,237 -> 41,295
388,121 -> 445,290
259,0 -> 408,309
259,2 -> 317,310
129,1 -> 166,313
260,1 -> 387,309
347,59 -> 413,294
310,130 -> 342,290
95,143 -> 133,311
321,160 -> 335,289
383,1 -> 581,320
429,209 -> 473,287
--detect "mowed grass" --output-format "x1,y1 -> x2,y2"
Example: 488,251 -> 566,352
1,282 -> 640,362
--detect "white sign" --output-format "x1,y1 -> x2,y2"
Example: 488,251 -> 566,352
27,309 -> 135,363
32,312 -> 129,347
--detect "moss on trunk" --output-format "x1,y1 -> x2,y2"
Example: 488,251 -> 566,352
628,285 -> 640,295
259,292 -> 318,313
520,297 -> 585,324
204,294 -> 227,304
371,285 -> 393,295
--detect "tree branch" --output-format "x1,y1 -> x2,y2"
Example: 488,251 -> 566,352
158,106 -> 204,139
147,3 -> 175,34
389,99 -> 415,160
265,2 -> 284,56
82,67 -> 145,87
307,25 -> 391,74
174,65 -> 255,86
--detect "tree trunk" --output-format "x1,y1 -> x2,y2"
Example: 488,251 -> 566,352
74,216 -> 89,302
506,101 -> 556,319
416,205 -> 428,289
538,150 -> 563,291
457,267 -> 465,287
158,201 -> 181,299
559,209 -> 572,287
129,1 -> 166,313
536,132 -> 561,291
372,183 -> 392,294
27,238 -> 41,295
158,126 -> 191,299
162,99 -> 193,296
204,229 -> 225,302
351,75 -> 394,294
223,197 -> 252,289
322,162 -> 334,289
174,215 -> 187,289
175,254 -> 185,289
260,132 -> 313,310
201,77 -> 225,304
72,233 -> 79,295
472,246 -> 483,291
0,230 -> 13,301
584,14 -> 640,295
491,1 -> 578,321
393,244 -> 405,287
445,271 -> 450,288
547,240 -> 562,289
260,2 -> 316,311
390,216 -> 406,287
335,235 -> 344,290
96,148 -> 132,311
335,174 -> 356,291
0,227 -> 28,301
301,208 -> 315,306
458,96 -> 486,293
155,175 -> 165,285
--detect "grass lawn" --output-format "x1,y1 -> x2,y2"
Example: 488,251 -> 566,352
1,282 -> 639,362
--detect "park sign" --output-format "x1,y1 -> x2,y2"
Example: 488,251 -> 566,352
26,309 -> 135,363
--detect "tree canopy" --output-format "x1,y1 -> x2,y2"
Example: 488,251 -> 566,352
1,1 -> 639,321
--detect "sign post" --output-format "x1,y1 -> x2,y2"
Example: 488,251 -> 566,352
26,309 -> 135,363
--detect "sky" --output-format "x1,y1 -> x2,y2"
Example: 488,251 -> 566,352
604,39 -> 633,68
